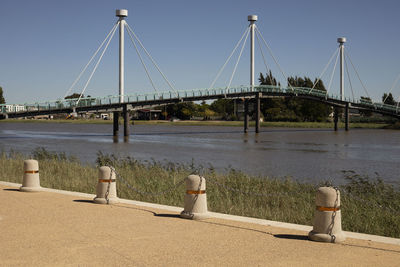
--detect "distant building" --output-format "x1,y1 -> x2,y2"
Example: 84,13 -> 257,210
5,105 -> 26,112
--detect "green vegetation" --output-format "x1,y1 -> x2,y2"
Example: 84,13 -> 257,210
155,73 -> 334,122
1,148 -> 400,238
259,72 -> 332,122
0,86 -> 5,104
383,92 -> 396,105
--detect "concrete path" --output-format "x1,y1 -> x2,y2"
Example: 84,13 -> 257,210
1,183 -> 400,266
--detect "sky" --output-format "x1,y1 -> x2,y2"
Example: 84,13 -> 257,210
1,0 -> 400,104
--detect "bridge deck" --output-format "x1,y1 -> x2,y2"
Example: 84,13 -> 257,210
1,86 -> 399,119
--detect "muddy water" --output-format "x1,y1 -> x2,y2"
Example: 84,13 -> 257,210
1,122 -> 399,184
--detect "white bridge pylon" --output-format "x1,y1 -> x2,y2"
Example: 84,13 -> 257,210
64,9 -> 177,106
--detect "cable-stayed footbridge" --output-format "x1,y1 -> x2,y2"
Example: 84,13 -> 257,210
1,10 -> 399,140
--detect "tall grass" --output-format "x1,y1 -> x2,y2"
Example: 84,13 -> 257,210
1,148 -> 400,238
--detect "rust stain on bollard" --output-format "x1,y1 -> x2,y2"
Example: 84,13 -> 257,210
316,206 -> 341,212
186,190 -> 206,195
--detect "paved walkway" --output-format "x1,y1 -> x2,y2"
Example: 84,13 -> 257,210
1,183 -> 400,266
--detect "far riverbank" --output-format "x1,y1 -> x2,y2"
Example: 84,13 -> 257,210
0,118 -> 396,129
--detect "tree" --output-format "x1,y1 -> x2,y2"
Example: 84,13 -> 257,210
359,96 -> 373,116
0,86 -> 5,104
382,93 -> 396,105
210,99 -> 234,119
166,102 -> 196,120
287,76 -> 331,122
257,72 -> 331,122
65,93 -> 83,99
259,71 -> 291,120
259,70 -> 280,86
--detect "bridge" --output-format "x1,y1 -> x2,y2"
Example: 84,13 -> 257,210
1,10 -> 399,140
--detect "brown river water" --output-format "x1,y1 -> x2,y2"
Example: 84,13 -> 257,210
0,122 -> 399,185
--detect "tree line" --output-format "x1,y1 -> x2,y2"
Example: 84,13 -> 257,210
155,71 -> 332,122
155,72 -> 399,121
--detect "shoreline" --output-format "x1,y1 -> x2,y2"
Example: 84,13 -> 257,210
0,118 -> 393,129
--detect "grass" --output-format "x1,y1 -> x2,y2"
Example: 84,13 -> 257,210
1,148 -> 400,238
0,118 -> 391,129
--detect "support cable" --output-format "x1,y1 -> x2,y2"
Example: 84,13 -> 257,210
125,23 -> 177,94
384,72 -> 400,104
226,27 -> 250,92
209,27 -> 250,90
64,23 -> 119,99
255,31 -> 274,85
255,26 -> 295,91
76,21 -> 119,105
125,24 -> 158,94
326,47 -> 340,95
345,51 -> 371,100
344,52 -> 355,101
309,47 -> 339,94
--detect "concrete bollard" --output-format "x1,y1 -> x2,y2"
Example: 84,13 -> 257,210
93,166 -> 119,204
180,175 -> 209,220
20,159 -> 41,192
309,187 -> 346,243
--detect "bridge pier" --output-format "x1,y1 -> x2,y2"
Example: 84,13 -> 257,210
113,111 -> 119,142
244,99 -> 249,133
345,103 -> 349,131
333,107 -> 339,131
123,104 -> 130,142
255,93 -> 261,133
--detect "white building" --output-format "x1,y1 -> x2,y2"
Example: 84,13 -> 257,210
5,105 -> 26,112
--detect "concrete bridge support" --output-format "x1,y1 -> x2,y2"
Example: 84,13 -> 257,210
244,99 -> 249,133
113,111 -> 119,142
345,103 -> 349,131
334,108 -> 339,131
123,104 -> 129,142
255,93 -> 261,133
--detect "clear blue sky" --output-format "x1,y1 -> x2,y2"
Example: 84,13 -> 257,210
1,0 -> 400,104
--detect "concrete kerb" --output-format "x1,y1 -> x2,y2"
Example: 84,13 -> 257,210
1,181 -> 399,246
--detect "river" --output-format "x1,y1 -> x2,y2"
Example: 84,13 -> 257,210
0,122 -> 399,185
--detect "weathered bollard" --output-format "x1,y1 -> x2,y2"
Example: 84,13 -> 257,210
180,175 -> 209,220
308,187 -> 345,243
20,159 -> 41,192
93,166 -> 119,204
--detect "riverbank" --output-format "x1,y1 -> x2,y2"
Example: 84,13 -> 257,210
1,149 -> 399,238
0,118 -> 392,129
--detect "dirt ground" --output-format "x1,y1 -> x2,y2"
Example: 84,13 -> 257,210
1,184 -> 400,266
